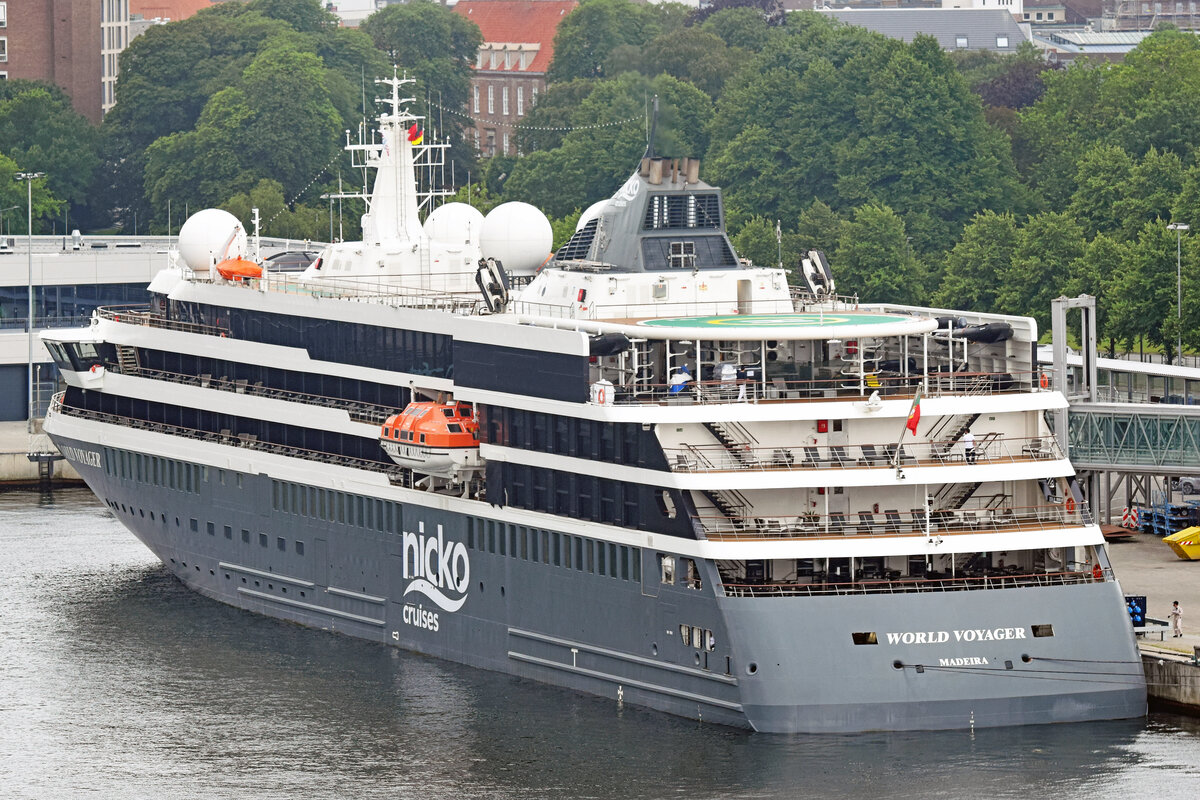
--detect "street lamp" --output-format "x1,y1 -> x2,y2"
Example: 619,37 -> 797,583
1168,222 -> 1190,366
15,172 -> 46,434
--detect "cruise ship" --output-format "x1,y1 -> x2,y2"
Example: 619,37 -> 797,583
41,77 -> 1146,733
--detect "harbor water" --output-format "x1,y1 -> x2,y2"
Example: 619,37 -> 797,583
2,489 -> 1200,800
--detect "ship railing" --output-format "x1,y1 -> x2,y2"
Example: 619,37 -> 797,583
252,272 -> 483,314
96,305 -> 234,337
109,364 -> 396,424
665,435 -> 1063,473
51,397 -> 394,474
719,568 -> 1109,598
695,502 -> 1091,540
611,370 -> 1039,406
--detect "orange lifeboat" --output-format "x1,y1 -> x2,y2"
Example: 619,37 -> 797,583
215,257 -> 263,282
379,400 -> 482,479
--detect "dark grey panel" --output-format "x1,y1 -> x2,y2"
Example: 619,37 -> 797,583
455,340 -> 588,402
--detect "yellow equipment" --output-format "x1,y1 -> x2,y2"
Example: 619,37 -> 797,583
1163,526 -> 1200,560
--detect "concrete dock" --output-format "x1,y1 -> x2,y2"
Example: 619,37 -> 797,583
1104,531 -> 1200,713
0,420 -> 79,487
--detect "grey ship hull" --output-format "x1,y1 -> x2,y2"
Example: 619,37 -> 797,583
54,432 -> 1147,733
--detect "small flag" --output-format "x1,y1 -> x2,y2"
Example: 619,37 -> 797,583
905,387 -> 922,435
407,123 -> 424,145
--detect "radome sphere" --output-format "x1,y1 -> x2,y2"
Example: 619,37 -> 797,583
424,202 -> 486,247
177,209 -> 247,273
480,202 -> 553,275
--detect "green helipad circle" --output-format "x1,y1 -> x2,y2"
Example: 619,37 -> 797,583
640,312 -> 913,328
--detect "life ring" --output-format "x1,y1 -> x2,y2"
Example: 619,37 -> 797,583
1039,373 -> 1049,389
596,387 -> 606,404
1065,496 -> 1076,514
89,364 -> 99,374
1092,563 -> 1103,580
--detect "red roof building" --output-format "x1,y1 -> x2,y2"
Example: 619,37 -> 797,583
453,0 -> 578,158
130,0 -> 217,20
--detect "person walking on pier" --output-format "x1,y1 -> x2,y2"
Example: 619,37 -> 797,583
1170,601 -> 1183,637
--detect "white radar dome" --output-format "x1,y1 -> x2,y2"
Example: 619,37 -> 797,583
177,209 -> 247,274
424,202 -> 486,247
480,202 -> 553,275
576,199 -> 609,232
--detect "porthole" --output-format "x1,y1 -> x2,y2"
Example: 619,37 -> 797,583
1021,654 -> 1032,663
478,581 -> 484,593
209,569 -> 214,576
500,586 -> 505,597
746,662 -> 758,675
170,558 -> 176,564
651,643 -> 659,656
893,660 -> 904,670
300,591 -> 306,598
694,653 -> 701,666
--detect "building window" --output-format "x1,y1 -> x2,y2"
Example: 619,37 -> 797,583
473,128 -> 480,151
1035,11 -> 1043,19
487,85 -> 494,115
503,132 -> 510,154
502,86 -> 509,116
0,37 -> 7,62
531,86 -> 538,107
473,85 -> 479,114
0,3 -> 7,28
1048,11 -> 1055,19
486,130 -> 496,156
517,86 -> 524,116
955,35 -> 968,48
997,34 -> 1009,48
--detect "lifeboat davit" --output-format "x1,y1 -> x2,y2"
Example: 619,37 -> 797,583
215,257 -> 263,282
379,400 -> 482,479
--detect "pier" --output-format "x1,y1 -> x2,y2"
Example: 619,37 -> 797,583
0,420 -> 78,487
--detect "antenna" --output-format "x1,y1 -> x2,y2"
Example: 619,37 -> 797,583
643,95 -> 659,160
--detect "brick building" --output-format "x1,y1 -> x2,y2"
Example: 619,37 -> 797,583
453,0 -> 578,158
1,0 -> 129,123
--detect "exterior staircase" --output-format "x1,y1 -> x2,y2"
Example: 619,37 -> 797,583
116,345 -> 139,374
703,420 -> 759,467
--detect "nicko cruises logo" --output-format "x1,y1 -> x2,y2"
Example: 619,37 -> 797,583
399,522 -> 470,632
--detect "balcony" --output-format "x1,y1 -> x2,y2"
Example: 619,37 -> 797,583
720,568 -> 1109,598
695,503 -> 1090,540
666,435 -> 1062,473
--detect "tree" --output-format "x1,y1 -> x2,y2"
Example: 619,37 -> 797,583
701,7 -> 777,51
0,80 -> 99,220
1109,223 -> 1184,359
223,178 -> 331,240
833,204 -> 924,305
794,199 -> 844,255
1068,233 -> 1125,352
143,41 -> 342,221
503,73 -> 712,217
247,0 -> 336,32
361,0 -> 482,183
613,28 -> 737,98
1067,143 -> 1135,239
0,155 -> 61,233
547,0 -> 666,82
732,216 -> 782,269
997,212 -> 1085,332
934,211 -> 1019,312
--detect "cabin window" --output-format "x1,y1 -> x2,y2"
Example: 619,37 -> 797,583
1032,624 -> 1054,638
680,624 -> 691,646
419,434 -> 426,443
660,555 -> 675,584
682,558 -> 701,589
448,423 -> 463,433
852,632 -> 879,645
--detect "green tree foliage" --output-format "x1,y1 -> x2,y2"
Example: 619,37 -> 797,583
143,41 -> 342,220
609,27 -> 737,98
1107,223 -> 1186,359
834,204 -> 924,305
222,178 -> 333,240
794,199 -> 845,255
0,155 -> 61,234
707,20 -> 1021,255
997,212 -> 1085,333
731,216 -> 781,269
503,73 -> 711,217
701,7 -> 777,51
0,81 -> 98,217
247,0 -> 336,32
548,0 -> 668,81
1019,28 -> 1200,206
1067,233 -> 1124,351
934,211 -> 1018,312
361,0 -> 482,183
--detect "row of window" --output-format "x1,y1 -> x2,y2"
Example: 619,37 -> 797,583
137,346 -> 409,410
464,517 -> 642,583
489,461 -> 694,538
104,498 -> 303,557
104,447 -> 203,494
0,282 -> 148,328
68,387 -> 390,466
273,479 -> 399,534
167,299 -> 453,378
480,406 -> 668,469
472,83 -> 536,117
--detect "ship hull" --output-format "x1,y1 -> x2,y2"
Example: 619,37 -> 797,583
50,427 -> 1147,733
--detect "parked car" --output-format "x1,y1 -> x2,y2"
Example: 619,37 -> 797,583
1171,476 -> 1200,494
263,250 -> 320,271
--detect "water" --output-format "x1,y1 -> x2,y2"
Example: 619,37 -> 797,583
2,489 -> 1199,799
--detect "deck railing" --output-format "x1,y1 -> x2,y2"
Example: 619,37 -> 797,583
665,435 -> 1062,473
695,502 -> 1090,540
48,393 -> 394,475
720,569 -> 1108,598
610,370 -> 1040,406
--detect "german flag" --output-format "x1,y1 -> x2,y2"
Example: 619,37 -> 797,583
407,123 -> 424,146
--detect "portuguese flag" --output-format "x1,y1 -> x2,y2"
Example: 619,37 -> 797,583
905,386 -> 922,436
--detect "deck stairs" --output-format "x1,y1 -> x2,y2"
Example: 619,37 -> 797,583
702,420 -> 759,467
116,345 -> 139,374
